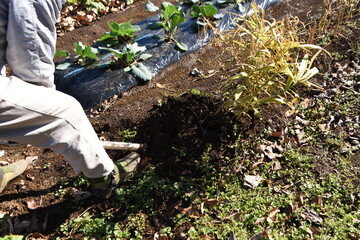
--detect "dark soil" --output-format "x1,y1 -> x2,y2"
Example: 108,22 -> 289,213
0,0 -> 358,239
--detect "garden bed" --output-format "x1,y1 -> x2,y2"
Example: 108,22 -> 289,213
0,0 -> 359,239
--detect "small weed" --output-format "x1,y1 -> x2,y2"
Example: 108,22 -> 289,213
118,129 -> 137,142
190,88 -> 201,95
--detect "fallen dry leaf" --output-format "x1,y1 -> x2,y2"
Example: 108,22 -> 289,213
174,205 -> 200,218
254,217 -> 265,225
283,202 -> 298,218
267,207 -> 280,223
26,174 -> 35,181
27,198 -> 43,210
156,83 -> 165,89
204,199 -> 220,207
259,144 -> 283,159
224,211 -> 241,222
312,195 -> 324,211
243,175 -> 263,189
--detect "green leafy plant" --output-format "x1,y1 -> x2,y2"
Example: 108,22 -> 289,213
100,42 -> 153,81
73,41 -> 99,64
100,21 -> 141,46
54,50 -> 70,58
146,1 -> 188,52
189,3 -> 223,26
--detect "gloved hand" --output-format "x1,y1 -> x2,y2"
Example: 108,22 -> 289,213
0,159 -> 31,194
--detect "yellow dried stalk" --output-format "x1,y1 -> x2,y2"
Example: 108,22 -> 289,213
217,4 -> 325,118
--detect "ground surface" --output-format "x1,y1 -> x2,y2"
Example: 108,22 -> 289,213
0,0 -> 358,239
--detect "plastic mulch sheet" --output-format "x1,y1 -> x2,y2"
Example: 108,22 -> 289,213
54,0 -> 282,109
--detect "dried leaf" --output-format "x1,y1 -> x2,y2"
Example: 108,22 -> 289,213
318,123 -> 328,132
26,174 -> 35,181
204,199 -> 219,207
224,211 -> 242,222
272,160 -> 282,171
305,228 -> 314,239
244,175 -> 263,189
27,198 -> 42,210
283,202 -> 298,218
254,217 -> 265,225
174,206 -> 200,218
259,145 -> 282,159
312,196 -> 324,211
271,131 -> 283,138
156,83 -> 165,89
267,208 -> 280,223
301,98 -> 311,108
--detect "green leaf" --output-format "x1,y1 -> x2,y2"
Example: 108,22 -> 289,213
54,50 -> 69,58
156,22 -> 167,30
200,4 -> 218,17
99,33 -> 114,42
131,63 -> 153,81
175,41 -> 188,52
124,53 -> 134,63
190,5 -> 201,18
83,46 -> 98,60
169,12 -> 186,31
98,47 -> 123,58
101,22 -> 141,43
152,34 -> 163,39
1,235 -> 24,240
161,2 -> 181,22
74,42 -> 85,55
145,1 -> 159,12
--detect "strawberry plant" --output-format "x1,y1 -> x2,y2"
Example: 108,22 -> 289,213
189,3 -> 223,26
100,42 -> 153,81
146,1 -> 188,52
100,21 -> 141,46
74,41 -> 99,64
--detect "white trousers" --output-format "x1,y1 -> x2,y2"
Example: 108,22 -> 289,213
0,0 -> 114,178
0,76 -> 114,178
